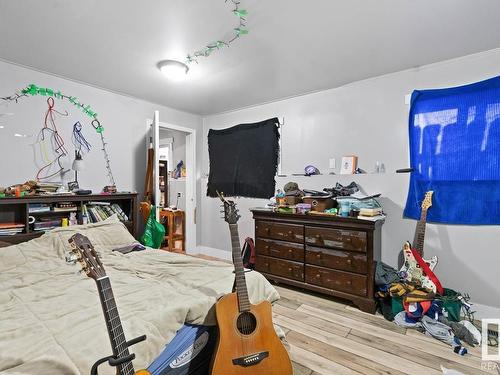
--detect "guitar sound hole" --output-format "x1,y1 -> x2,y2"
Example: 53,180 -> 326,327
236,312 -> 257,335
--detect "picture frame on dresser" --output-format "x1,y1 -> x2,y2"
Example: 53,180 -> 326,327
251,209 -> 383,313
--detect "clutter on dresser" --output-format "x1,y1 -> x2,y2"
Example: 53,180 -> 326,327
267,180 -> 385,222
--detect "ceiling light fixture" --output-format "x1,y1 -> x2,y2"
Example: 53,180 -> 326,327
157,60 -> 189,82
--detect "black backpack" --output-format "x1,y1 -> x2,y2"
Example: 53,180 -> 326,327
241,237 -> 255,269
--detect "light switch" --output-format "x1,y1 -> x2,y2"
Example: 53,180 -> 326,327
405,94 -> 411,105
329,158 -> 336,169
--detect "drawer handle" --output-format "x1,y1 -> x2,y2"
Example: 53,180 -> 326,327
288,249 -> 293,253
315,234 -> 321,239
346,280 -> 352,285
264,263 -> 269,267
346,237 -> 352,242
265,228 -> 270,232
316,274 -> 321,278
288,230 -> 293,236
346,259 -> 352,264
265,245 -> 270,250
288,267 -> 292,272
316,253 -> 321,259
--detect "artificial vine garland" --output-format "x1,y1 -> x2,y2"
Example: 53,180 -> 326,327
1,84 -> 116,186
185,0 -> 248,65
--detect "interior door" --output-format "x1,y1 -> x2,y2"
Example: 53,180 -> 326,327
148,112 -> 197,253
152,110 -> 161,208
184,131 -> 196,251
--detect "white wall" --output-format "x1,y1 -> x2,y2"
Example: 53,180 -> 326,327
0,60 -> 202,203
201,49 -> 500,318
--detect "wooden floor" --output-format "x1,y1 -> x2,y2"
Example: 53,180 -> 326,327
190,253 -> 497,374
272,285 -> 497,375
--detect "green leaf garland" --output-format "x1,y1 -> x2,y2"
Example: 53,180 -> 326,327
185,0 -> 248,64
2,84 -> 115,186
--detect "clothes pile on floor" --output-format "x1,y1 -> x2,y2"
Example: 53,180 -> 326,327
374,261 -> 481,356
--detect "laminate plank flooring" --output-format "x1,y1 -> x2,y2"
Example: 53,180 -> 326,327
189,254 -> 496,374
271,285 -> 498,375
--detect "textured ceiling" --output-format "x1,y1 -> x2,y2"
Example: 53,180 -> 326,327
1,0 -> 500,115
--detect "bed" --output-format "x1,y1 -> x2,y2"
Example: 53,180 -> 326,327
0,216 -> 280,375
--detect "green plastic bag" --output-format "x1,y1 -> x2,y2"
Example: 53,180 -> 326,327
438,288 -> 462,322
391,296 -> 404,317
140,206 -> 165,249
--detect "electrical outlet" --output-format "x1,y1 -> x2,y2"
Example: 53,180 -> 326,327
177,192 -> 182,198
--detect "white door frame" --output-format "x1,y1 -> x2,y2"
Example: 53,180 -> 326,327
146,112 -> 197,253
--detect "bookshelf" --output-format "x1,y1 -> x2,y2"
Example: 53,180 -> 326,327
0,193 -> 137,245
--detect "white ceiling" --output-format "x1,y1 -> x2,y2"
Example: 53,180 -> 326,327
1,0 -> 500,115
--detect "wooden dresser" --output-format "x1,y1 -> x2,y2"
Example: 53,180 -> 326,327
251,210 -> 383,313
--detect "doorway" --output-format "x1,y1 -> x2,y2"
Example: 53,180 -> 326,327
147,111 -> 197,253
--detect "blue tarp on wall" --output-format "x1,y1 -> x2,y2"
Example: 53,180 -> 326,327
404,76 -> 500,224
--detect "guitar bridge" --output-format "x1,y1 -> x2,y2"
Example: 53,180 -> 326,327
232,351 -> 269,367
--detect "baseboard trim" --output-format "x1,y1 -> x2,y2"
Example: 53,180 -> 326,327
195,246 -> 232,261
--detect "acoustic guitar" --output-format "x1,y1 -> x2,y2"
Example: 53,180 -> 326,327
211,194 -> 293,375
399,191 -> 441,293
69,233 -> 150,375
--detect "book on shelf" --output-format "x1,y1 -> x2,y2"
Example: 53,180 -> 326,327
359,207 -> 383,217
357,214 -> 386,222
52,207 -> 78,212
83,203 -> 129,223
0,225 -> 24,236
0,223 -> 24,236
35,182 -> 62,194
28,204 -> 51,213
33,219 -> 61,230
0,223 -> 25,229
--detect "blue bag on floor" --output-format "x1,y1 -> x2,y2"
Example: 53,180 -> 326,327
147,324 -> 217,375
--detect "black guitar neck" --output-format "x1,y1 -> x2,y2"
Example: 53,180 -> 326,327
96,277 -> 135,375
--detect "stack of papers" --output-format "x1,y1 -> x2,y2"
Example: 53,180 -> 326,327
28,204 -> 51,213
36,182 -> 62,194
0,223 -> 25,236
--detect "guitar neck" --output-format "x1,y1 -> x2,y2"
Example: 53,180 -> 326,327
96,277 -> 135,375
412,208 -> 428,256
229,223 -> 251,312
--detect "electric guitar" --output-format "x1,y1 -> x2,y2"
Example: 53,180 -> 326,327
210,193 -> 293,375
69,233 -> 150,375
399,191 -> 440,292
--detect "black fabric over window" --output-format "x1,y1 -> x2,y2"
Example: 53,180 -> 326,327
207,118 -> 280,198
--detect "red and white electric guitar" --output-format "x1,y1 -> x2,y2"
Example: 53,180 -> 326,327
399,191 -> 442,294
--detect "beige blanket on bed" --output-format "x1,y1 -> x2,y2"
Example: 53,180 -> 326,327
0,216 -> 279,375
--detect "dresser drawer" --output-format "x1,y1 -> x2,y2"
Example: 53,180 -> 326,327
256,239 -> 304,262
305,226 -> 367,252
305,246 -> 367,274
256,221 -> 303,243
305,265 -> 367,296
255,255 -> 304,282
